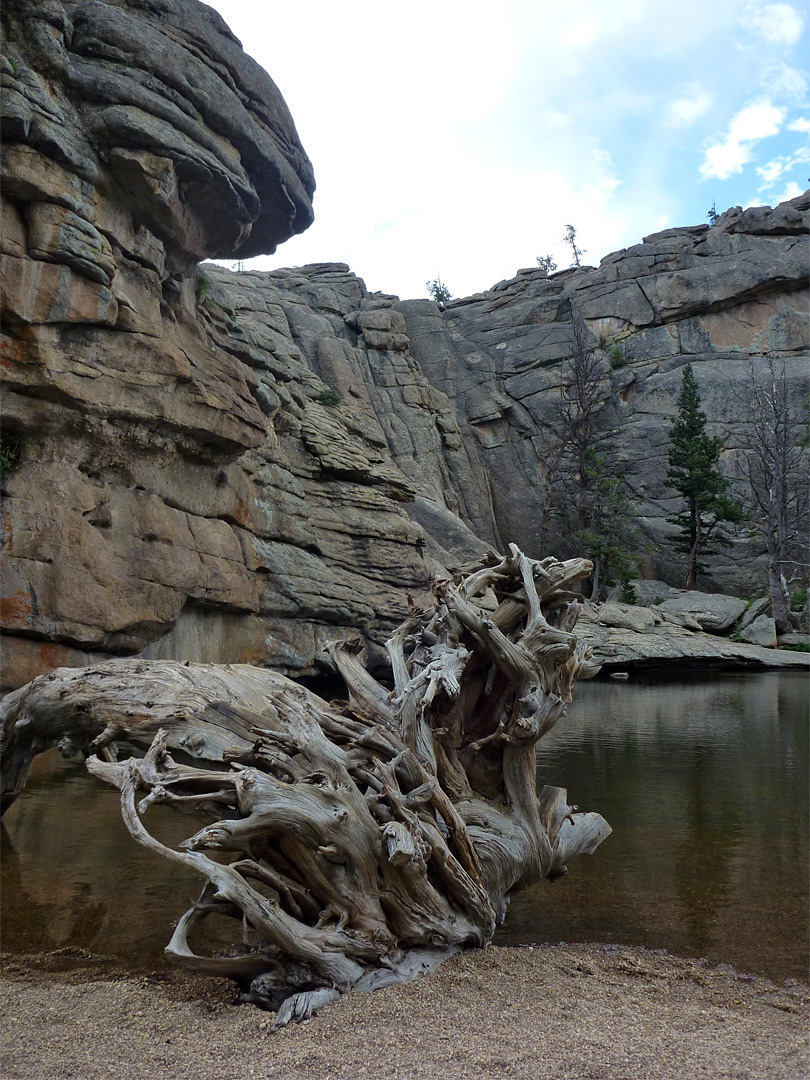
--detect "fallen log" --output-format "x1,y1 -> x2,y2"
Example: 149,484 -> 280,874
0,546 -> 610,1025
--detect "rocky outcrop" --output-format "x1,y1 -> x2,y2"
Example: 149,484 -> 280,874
1,0 -> 452,690
577,606 -> 809,672
399,194 -> 810,592
2,0 -> 808,693
656,592 -> 747,633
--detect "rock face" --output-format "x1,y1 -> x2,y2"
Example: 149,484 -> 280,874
1,0 -> 422,690
2,0 -> 808,693
400,195 -> 810,592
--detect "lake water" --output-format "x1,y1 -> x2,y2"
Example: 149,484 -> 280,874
2,671 -> 807,982
497,670 -> 809,982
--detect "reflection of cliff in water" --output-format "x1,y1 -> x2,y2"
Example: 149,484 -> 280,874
3,847 -> 107,960
1,750 -> 206,968
499,671 -> 809,982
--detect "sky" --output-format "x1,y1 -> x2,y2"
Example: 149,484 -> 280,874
205,0 -> 810,301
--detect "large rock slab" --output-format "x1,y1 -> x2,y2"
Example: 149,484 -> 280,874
576,608 -> 809,672
656,592 -> 747,633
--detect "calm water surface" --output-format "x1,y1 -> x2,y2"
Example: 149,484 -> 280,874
2,671 -> 808,981
497,670 -> 809,982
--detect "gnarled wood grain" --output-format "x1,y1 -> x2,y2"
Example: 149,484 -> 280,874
0,546 -> 610,1024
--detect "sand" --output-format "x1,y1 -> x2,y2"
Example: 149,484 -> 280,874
2,943 -> 807,1080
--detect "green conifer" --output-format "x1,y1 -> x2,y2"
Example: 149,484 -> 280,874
667,363 -> 742,589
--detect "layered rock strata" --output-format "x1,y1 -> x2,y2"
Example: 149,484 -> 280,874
400,193 -> 810,591
1,0 -> 410,689
2,0 -> 808,693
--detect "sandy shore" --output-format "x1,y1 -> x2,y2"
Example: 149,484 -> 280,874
2,943 -> 807,1080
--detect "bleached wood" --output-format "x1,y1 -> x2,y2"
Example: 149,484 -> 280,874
1,547 -> 610,1021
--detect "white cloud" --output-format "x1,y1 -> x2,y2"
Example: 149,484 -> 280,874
585,148 -> 621,205
788,117 -> 810,133
742,3 -> 805,45
773,180 -> 804,202
665,84 -> 713,127
201,1 -> 807,298
700,100 -> 785,179
756,146 -> 810,189
765,64 -> 809,101
757,158 -> 790,185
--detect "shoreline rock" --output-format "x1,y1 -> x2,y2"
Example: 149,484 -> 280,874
578,604 -> 810,672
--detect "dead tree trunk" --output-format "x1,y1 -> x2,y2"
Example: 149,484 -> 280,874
1,546 -> 610,1026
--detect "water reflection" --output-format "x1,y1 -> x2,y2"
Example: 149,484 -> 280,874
1,753 -> 207,968
496,671 -> 809,982
1,672 -> 807,981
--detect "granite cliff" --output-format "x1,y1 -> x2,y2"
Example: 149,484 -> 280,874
2,0 -> 808,692
399,196 -> 810,590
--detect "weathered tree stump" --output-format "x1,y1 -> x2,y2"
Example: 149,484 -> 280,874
1,546 -> 610,1025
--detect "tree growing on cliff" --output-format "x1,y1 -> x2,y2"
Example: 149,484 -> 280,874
557,320 -> 606,541
667,364 -> 743,590
426,277 -> 452,305
542,320 -> 639,598
734,359 -> 809,633
563,225 -> 585,268
581,450 -> 640,601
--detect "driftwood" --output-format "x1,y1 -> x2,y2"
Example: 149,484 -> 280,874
1,546 -> 610,1025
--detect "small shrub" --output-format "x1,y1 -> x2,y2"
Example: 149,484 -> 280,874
0,432 -> 25,475
782,642 -> 810,652
608,344 -> 628,368
316,388 -> 342,407
195,271 -> 211,303
536,254 -> 557,273
426,278 -> 452,305
790,588 -> 807,612
729,621 -> 744,643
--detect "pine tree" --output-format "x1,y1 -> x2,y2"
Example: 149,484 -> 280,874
581,450 -> 640,601
667,363 -> 743,589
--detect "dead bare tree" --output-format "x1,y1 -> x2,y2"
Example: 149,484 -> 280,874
735,359 -> 809,632
1,547 -> 609,1026
545,320 -> 604,543
545,319 -> 621,599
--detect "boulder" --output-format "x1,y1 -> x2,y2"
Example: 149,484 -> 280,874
738,597 -> 770,631
658,609 -> 703,631
739,616 -> 777,648
597,603 -> 656,633
776,633 -> 810,648
656,592 -> 747,633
